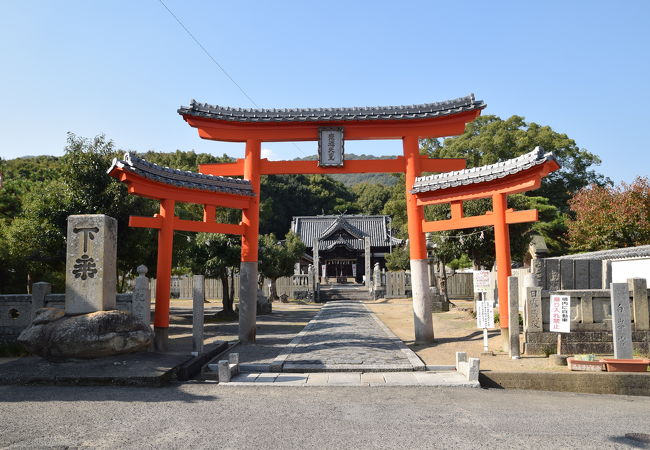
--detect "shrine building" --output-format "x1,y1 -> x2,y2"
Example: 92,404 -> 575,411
291,214 -> 402,283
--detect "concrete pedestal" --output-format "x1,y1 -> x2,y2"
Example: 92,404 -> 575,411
411,259 -> 434,343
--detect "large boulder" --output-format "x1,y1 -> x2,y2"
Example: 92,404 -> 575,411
18,308 -> 153,359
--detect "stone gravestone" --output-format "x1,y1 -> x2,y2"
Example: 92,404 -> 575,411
65,215 -> 117,315
610,282 -> 633,359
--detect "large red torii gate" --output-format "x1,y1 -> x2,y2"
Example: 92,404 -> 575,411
179,94 -> 486,344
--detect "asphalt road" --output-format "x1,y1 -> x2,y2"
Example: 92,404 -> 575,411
1,384 -> 649,449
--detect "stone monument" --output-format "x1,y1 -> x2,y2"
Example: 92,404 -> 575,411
65,214 -> 117,314
18,214 -> 153,359
364,236 -> 371,290
610,282 -> 633,359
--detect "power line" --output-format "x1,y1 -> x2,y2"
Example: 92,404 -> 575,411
156,0 -> 308,157
157,0 -> 258,107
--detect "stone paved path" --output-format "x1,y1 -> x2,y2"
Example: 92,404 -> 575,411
273,300 -> 425,372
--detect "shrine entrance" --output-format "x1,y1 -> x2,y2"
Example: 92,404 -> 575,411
110,93 -> 560,350
178,94 -> 486,344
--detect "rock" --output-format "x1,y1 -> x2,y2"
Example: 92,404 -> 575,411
32,307 -> 65,325
18,309 -> 153,360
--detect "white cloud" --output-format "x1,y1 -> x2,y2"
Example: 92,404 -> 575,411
261,148 -> 275,160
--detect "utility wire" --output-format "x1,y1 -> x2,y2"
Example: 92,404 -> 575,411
156,0 -> 308,157
157,0 -> 258,108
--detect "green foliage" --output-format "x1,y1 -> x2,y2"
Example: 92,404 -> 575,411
185,232 -> 241,314
352,182 -> 392,215
385,246 -> 410,271
448,254 -> 473,270
0,133 -> 158,293
260,173 -> 357,237
258,231 -> 306,300
421,115 -> 609,213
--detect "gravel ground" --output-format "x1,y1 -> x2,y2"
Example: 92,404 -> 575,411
0,384 -> 648,449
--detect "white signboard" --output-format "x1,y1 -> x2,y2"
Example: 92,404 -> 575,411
318,127 -> 344,167
476,300 -> 495,329
549,294 -> 571,333
473,270 -> 491,294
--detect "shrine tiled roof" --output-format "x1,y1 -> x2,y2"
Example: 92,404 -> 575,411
107,153 -> 254,197
178,94 -> 485,123
411,147 -> 557,194
291,215 -> 402,250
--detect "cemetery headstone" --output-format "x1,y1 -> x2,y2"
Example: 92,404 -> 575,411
65,214 -> 117,315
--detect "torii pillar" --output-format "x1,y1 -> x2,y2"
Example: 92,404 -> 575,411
403,135 -> 434,343
239,139 -> 261,343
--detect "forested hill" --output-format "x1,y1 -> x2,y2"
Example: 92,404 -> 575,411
292,154 -> 399,186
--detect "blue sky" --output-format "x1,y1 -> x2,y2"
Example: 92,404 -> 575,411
1,1 -> 648,183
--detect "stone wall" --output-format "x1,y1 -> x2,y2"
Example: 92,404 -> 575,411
0,295 -> 32,345
523,283 -> 650,355
0,290 -> 142,345
531,258 -> 605,290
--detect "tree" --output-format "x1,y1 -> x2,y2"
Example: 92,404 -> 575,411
187,233 -> 241,317
258,231 -> 306,300
260,173 -> 358,237
567,176 -> 650,252
352,182 -> 392,215
421,115 -> 609,212
384,246 -> 410,271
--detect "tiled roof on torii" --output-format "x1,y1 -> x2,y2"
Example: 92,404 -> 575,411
178,94 -> 485,124
411,147 -> 557,194
107,153 -> 254,197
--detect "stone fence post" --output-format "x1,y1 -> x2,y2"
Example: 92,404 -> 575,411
628,278 -> 649,331
132,265 -> 151,327
31,282 -> 51,319
193,275 -> 205,356
508,276 -> 520,358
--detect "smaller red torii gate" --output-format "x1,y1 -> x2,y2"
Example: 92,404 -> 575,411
107,153 -> 255,347
411,147 -> 560,345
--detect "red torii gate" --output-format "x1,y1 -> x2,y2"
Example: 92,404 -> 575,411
108,153 -> 254,347
179,94 -> 486,344
411,147 -> 560,346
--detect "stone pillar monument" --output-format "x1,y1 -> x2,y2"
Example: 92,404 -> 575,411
508,276 -> 520,358
610,282 -> 633,359
65,214 -> 117,315
132,265 -> 151,326
313,240 -> 320,284
364,237 -> 371,290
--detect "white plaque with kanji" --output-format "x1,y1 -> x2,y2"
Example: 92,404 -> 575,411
549,294 -> 571,333
473,270 -> 491,294
476,300 -> 495,329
